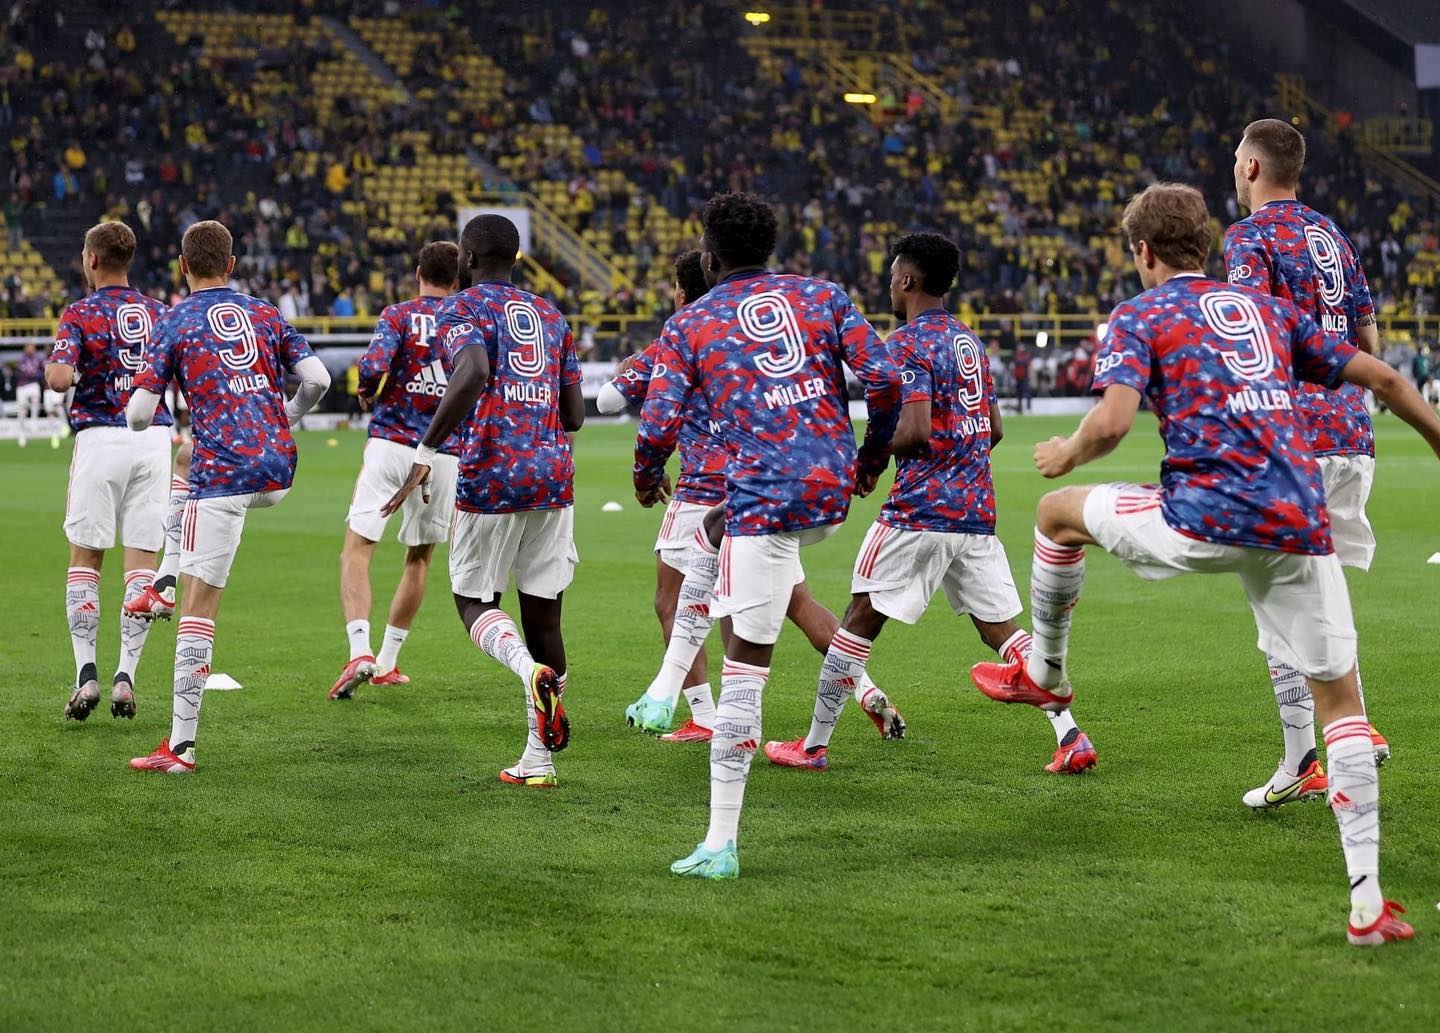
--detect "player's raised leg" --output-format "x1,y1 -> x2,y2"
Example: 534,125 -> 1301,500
370,543 -> 433,685
127,441 -> 191,621
652,544 -> 716,742
785,581 -> 904,739
332,527 -> 379,700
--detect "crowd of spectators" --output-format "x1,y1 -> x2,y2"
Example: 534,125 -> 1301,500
1,0 -> 1436,356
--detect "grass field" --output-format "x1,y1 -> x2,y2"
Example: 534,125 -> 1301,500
3,416 -> 1439,1032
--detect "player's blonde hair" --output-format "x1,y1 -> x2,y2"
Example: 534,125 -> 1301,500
83,221 -> 136,272
182,220 -> 233,279
1121,183 -> 1211,270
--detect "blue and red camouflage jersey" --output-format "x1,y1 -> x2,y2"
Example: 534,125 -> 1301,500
135,286 -> 313,499
610,340 -> 726,506
437,281 -> 581,514
50,286 -> 172,432
880,310 -> 998,535
1092,275 -> 1358,556
634,271 -> 902,537
359,295 -> 460,455
1224,200 -> 1374,457
17,350 -> 44,386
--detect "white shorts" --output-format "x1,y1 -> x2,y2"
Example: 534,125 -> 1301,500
851,521 -> 1023,625
654,499 -> 712,572
450,507 -> 578,601
43,389 -> 66,413
713,525 -> 837,645
16,381 -> 40,412
180,488 -> 288,589
64,425 -> 172,552
1319,453 -> 1374,571
1083,482 -> 1356,681
346,437 -> 459,547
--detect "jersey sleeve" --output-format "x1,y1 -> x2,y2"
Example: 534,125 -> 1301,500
1223,223 -> 1271,291
278,319 -> 314,372
834,289 -> 901,473
610,340 -> 657,405
134,313 -> 177,394
437,296 -> 492,362
559,321 -> 582,387
633,324 -> 692,493
1290,309 -> 1357,388
50,307 -> 83,366
892,333 -> 932,405
358,307 -> 403,391
1091,303 -> 1152,394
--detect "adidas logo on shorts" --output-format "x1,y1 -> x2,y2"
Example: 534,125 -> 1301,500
405,359 -> 448,397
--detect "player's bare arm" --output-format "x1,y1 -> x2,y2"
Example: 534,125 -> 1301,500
44,362 -> 76,392
1354,314 -> 1377,355
1035,384 -> 1142,478
381,345 -> 488,516
989,403 -> 1004,449
1337,351 -> 1440,457
890,399 -> 931,456
559,382 -> 585,433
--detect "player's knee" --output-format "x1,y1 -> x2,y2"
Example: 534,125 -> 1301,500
842,594 -> 885,639
653,588 -> 676,624
404,545 -> 433,570
174,441 -> 193,476
703,506 -> 724,547
1036,488 -> 1087,544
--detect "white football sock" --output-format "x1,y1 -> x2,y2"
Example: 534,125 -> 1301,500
345,618 -> 371,661
805,629 -> 870,751
645,530 -> 719,705
683,683 -> 716,728
155,475 -> 187,592
375,624 -> 409,674
66,566 -> 100,683
705,658 -> 767,851
170,616 -> 214,755
1268,655 -> 1318,774
117,569 -> 155,680
1323,716 -> 1384,923
469,609 -> 536,686
1026,530 -> 1085,690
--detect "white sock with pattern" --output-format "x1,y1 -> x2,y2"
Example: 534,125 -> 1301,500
1026,530 -> 1085,690
705,659 -> 767,851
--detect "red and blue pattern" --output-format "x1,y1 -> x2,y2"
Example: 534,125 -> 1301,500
880,310 -> 998,535
1093,275 -> 1356,556
634,271 -> 902,537
437,281 -> 582,514
136,286 -> 312,499
1224,200 -> 1374,457
17,350 -> 44,386
50,286 -> 172,431
359,296 -> 459,455
611,340 -> 726,506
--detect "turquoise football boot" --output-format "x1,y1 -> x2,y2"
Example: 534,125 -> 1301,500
625,694 -> 675,734
670,841 -> 740,880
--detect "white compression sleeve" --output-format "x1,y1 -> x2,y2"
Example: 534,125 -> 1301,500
596,382 -> 628,415
285,355 -> 332,425
126,388 -> 162,431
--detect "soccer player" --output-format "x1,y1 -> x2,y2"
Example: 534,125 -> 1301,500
970,183 -> 1440,944
765,232 -> 1095,774
1225,118 -> 1390,807
601,253 -> 904,744
382,214 -> 583,788
126,220 -> 330,773
14,342 -> 44,441
634,192 -> 902,879
47,221 -> 171,722
330,241 -> 461,699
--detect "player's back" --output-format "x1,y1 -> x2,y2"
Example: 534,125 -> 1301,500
665,271 -> 879,533
1225,200 -> 1373,456
52,286 -> 171,431
881,311 -> 997,534
437,281 -> 580,513
140,286 -> 310,498
615,340 -> 726,506
363,295 -> 454,451
1095,275 -> 1354,556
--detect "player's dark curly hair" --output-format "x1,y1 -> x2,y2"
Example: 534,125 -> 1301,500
673,250 -> 708,303
701,192 -> 778,268
890,232 -> 960,297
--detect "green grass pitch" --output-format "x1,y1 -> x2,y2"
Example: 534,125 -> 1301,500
3,416 -> 1438,1031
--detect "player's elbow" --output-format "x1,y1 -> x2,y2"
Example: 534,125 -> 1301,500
561,407 -> 585,433
44,364 -> 72,392
1367,363 -> 1407,405
1090,409 -> 1133,448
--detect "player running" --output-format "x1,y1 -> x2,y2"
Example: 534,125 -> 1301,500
382,214 -> 583,788
14,343 -> 44,441
970,184 -> 1440,944
765,233 -> 1095,774
634,192 -> 902,879
330,241 -> 461,699
46,221 -> 171,722
126,220 -> 330,773
1225,118 -> 1390,808
600,252 -> 904,744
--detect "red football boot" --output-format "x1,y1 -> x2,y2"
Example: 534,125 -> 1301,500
1045,731 -> 1097,774
370,668 -> 411,686
130,738 -> 195,774
970,659 -> 1075,712
123,585 -> 175,622
763,738 -> 828,770
328,656 -> 376,700
659,719 -> 713,743
1348,901 -> 1414,946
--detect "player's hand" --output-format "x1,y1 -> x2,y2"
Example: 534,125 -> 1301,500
616,353 -> 639,377
357,390 -> 375,412
635,475 -> 672,508
855,469 -> 879,498
381,462 -> 432,516
1034,436 -> 1075,478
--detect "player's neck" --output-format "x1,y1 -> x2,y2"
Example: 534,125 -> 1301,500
472,265 -> 512,284
417,284 -> 448,298
186,277 -> 229,292
904,295 -> 945,323
1151,264 -> 1206,287
1248,182 -> 1298,210
90,273 -> 129,290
